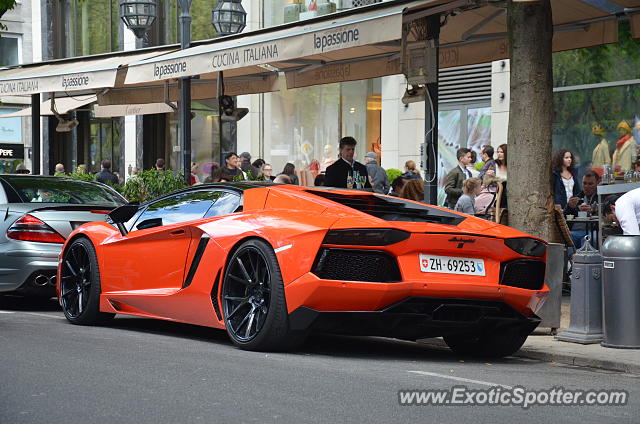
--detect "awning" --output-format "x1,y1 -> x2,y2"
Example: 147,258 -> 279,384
0,94 -> 97,118
97,72 -> 279,105
124,0 -> 434,85
93,102 -> 176,117
0,49 -> 175,96
120,0 -> 631,94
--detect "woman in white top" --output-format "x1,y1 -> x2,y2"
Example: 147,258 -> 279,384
552,149 -> 580,209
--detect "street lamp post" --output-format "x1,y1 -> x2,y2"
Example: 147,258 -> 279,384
120,0 -> 191,184
212,0 -> 247,163
120,0 -> 246,184
178,0 -> 193,185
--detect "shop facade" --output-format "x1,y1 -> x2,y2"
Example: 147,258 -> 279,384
1,0 -> 638,205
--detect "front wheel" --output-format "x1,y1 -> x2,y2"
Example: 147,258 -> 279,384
59,237 -> 114,325
221,239 -> 305,351
443,326 -> 530,358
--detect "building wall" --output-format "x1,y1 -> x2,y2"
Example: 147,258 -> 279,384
0,0 -> 33,171
491,59 -> 510,148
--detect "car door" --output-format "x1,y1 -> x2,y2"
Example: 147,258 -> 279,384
101,190 -> 224,293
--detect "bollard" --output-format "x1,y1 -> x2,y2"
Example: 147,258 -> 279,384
537,243 -> 563,332
555,236 -> 603,344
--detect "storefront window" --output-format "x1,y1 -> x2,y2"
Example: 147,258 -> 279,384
189,99 -> 221,182
264,0 -> 345,28
0,108 -> 24,173
262,76 -> 379,185
553,85 -> 640,175
554,22 -> 640,88
89,119 -> 121,175
437,104 -> 491,205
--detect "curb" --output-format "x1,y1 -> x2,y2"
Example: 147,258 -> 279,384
514,348 -> 640,374
416,338 -> 640,374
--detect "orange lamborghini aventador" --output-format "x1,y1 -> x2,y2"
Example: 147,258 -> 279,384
56,183 -> 548,357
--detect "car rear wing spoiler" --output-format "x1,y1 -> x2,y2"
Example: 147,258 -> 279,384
107,204 -> 139,236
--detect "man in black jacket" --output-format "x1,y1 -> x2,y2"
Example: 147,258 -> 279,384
324,137 -> 371,189
95,160 -> 119,185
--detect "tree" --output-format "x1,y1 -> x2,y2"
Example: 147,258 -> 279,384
0,0 -> 17,25
507,0 -> 554,241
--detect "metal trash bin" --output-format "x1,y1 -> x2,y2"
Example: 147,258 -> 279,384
601,235 -> 640,349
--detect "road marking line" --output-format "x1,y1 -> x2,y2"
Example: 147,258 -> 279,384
26,312 -> 63,319
0,311 -> 61,319
408,371 -> 513,389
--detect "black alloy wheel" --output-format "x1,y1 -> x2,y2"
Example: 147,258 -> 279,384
60,237 -> 114,325
221,239 -> 305,351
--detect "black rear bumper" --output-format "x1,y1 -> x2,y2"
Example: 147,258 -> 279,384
288,297 -> 540,340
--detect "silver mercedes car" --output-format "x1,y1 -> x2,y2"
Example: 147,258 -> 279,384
0,175 -> 126,297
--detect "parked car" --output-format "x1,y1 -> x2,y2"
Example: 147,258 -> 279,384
57,183 -> 548,357
0,175 -> 126,297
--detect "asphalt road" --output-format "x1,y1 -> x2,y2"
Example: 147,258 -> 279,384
1,296 -> 638,424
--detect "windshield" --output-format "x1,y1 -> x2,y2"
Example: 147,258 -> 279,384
2,176 -> 126,206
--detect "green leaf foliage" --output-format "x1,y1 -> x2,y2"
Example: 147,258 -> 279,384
66,172 -> 96,183
0,0 -> 16,10
386,168 -> 402,184
122,169 -> 187,203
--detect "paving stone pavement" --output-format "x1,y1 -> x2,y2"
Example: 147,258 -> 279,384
520,296 -> 640,374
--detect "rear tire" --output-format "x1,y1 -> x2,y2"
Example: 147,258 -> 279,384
221,239 -> 306,351
59,237 -> 114,325
443,326 -> 530,358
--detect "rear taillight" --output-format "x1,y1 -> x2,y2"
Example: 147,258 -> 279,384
7,214 -> 65,244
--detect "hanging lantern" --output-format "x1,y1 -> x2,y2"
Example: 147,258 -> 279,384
119,0 -> 157,39
212,0 -> 247,36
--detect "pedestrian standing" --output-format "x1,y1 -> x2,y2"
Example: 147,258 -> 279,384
239,152 -> 260,179
324,136 -> 370,189
478,145 -> 496,179
155,158 -> 166,171
95,159 -> 119,185
262,163 -> 275,181
364,152 -> 390,194
190,162 -> 201,185
495,144 -> 507,180
444,147 -> 472,208
224,152 -> 246,180
401,160 -> 422,179
552,149 -> 580,209
54,163 -> 65,175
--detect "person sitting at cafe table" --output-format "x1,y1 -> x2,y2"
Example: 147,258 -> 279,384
564,170 -> 600,249
604,188 -> 640,235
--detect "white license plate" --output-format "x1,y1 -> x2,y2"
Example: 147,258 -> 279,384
419,254 -> 485,276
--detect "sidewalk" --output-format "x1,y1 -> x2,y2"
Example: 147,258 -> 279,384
517,296 -> 640,374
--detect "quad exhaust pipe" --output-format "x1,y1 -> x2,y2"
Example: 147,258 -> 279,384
34,274 -> 57,287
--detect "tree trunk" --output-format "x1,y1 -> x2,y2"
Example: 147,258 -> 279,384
507,0 -> 554,241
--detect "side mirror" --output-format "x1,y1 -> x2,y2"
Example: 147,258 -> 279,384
136,218 -> 163,231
